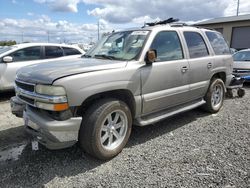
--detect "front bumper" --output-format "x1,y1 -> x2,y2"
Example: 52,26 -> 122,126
10,96 -> 25,118
23,105 -> 82,150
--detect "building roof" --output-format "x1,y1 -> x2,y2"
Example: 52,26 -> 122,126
196,14 -> 250,25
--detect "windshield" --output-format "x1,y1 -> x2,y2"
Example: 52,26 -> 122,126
233,51 -> 250,61
0,46 -> 14,54
84,30 -> 149,61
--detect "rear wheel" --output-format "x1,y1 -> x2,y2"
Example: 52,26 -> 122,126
79,99 -> 132,160
203,78 -> 225,113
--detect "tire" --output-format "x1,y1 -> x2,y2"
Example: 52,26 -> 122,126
237,88 -> 245,98
79,99 -> 132,160
203,78 -> 225,113
226,89 -> 233,98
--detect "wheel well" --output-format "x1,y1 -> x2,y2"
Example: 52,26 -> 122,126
76,90 -> 136,118
211,72 -> 226,83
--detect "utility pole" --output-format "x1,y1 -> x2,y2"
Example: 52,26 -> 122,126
236,0 -> 240,16
97,20 -> 100,41
21,32 -> 23,43
47,31 -> 50,43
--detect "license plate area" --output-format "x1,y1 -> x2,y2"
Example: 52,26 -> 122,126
24,113 -> 39,130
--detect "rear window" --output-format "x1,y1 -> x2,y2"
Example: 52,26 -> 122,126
45,46 -> 63,59
184,32 -> 209,58
205,31 -> 230,55
62,47 -> 81,56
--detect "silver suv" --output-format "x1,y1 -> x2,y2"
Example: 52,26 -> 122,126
11,22 -> 233,159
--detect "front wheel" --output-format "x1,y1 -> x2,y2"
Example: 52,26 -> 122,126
203,78 -> 225,113
79,99 -> 132,160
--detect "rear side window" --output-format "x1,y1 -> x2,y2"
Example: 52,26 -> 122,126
45,46 -> 63,59
150,31 -> 183,62
184,32 -> 209,58
62,47 -> 81,56
9,46 -> 41,62
205,31 -> 230,55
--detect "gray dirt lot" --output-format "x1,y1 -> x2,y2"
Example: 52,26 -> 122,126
0,87 -> 249,188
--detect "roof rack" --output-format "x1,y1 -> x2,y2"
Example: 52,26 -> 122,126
170,22 -> 189,27
144,18 -> 179,27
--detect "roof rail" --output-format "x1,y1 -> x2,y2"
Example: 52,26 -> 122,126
144,18 -> 179,27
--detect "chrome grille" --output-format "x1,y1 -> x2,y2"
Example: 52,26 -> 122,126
18,95 -> 35,105
15,80 -> 35,92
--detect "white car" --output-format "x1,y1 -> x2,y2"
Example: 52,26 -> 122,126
233,49 -> 250,82
0,43 -> 85,91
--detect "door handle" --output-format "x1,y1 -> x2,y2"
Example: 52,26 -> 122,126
181,66 -> 188,73
207,62 -> 212,69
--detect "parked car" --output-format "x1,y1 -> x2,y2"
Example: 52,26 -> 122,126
11,21 -> 233,160
0,43 -> 85,91
233,49 -> 250,82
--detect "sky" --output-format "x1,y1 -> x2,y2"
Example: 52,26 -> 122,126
0,0 -> 250,44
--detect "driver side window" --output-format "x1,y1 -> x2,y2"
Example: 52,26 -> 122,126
150,31 -> 184,62
9,46 -> 41,62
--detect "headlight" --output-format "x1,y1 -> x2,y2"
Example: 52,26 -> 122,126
35,85 -> 66,96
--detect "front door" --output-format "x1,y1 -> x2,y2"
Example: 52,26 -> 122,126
141,31 -> 190,115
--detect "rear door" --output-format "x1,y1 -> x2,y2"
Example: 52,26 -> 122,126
141,30 -> 190,115
182,31 -> 213,100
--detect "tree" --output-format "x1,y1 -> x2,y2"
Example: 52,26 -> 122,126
0,40 -> 17,46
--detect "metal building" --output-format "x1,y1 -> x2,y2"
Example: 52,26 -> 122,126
195,14 -> 250,50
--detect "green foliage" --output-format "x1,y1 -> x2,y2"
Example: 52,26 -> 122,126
0,40 -> 17,46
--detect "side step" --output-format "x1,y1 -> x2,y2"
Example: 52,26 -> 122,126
135,99 -> 206,126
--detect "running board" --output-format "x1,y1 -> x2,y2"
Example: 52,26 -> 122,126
135,99 -> 206,126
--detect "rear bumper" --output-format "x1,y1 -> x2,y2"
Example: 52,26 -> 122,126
23,106 -> 82,150
225,74 -> 234,87
227,75 -> 245,89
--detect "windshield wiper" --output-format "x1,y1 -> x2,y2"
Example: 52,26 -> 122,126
82,54 -> 92,58
94,54 -> 116,60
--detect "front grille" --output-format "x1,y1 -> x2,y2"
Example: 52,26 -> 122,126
15,80 -> 35,92
18,95 -> 35,105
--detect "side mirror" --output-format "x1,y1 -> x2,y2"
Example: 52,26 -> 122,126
145,50 -> 157,65
3,56 -> 13,63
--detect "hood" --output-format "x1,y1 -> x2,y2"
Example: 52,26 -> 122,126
17,58 -> 127,84
233,61 -> 250,70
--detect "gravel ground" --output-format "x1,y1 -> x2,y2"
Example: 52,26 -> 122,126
0,86 -> 249,188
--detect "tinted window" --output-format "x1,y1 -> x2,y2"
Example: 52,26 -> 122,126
45,46 -> 63,59
184,32 -> 209,58
9,46 -> 41,62
206,31 -> 230,55
62,47 -> 81,55
150,31 -> 183,62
